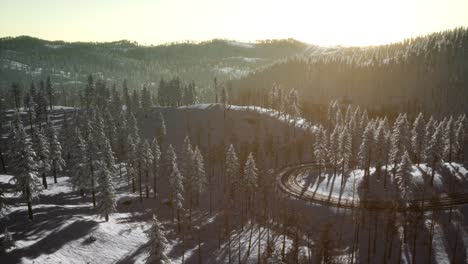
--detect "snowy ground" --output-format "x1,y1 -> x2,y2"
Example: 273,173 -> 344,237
296,163 -> 468,201
0,171 -> 293,264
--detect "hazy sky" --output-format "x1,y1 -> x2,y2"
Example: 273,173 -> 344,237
1,0 -> 467,46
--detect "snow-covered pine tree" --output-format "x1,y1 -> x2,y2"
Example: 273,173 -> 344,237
328,125 -> 340,177
225,144 -> 240,202
443,116 -> 458,163
243,152 -> 258,210
141,140 -> 153,199
425,122 -> 446,186
389,113 -> 411,179
33,127 -> 50,189
103,109 -> 117,151
97,138 -> 117,222
84,111 -> 106,207
48,124 -> 65,183
7,112 -> 23,167
146,214 -> 170,264
411,113 -> 425,164
358,121 -> 375,187
127,112 -> 140,143
14,127 -> 42,220
454,114 -> 465,161
181,136 -> 194,182
157,112 -> 167,148
395,150 -> 413,201
423,116 -> 436,161
314,127 -> 328,178
192,146 -> 206,206
374,119 -> 389,187
126,135 -> 138,192
350,106 -> 362,165
150,138 -> 161,198
59,110 -> 74,161
339,125 -> 352,184
116,111 -> 128,160
166,145 -> 184,230
181,136 -> 195,207
69,128 -> 89,196
23,92 -> 36,140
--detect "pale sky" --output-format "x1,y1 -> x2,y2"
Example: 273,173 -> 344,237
0,0 -> 467,46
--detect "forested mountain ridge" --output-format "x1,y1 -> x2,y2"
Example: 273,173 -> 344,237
229,27 -> 468,119
0,36 -> 308,89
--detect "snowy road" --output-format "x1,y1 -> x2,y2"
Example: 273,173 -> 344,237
277,163 -> 468,211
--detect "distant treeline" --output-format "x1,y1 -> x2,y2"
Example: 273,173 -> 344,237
229,27 -> 468,120
0,74 -> 199,113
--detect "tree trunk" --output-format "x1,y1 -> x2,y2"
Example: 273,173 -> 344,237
139,161 -> 143,202
105,213 -> 109,222
42,172 -> 48,189
53,165 -> 57,183
26,187 -> 33,220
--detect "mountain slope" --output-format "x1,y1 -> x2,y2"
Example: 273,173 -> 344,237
0,37 -> 309,88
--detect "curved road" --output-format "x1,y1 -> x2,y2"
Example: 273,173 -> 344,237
277,163 -> 468,212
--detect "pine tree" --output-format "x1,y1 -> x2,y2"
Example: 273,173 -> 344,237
146,214 -> 170,264
33,128 -> 50,189
14,127 -> 42,220
181,136 -> 196,209
59,110 -> 74,161
84,75 -> 95,111
314,127 -> 328,178
193,146 -> 206,206
225,144 -> 240,202
127,112 -> 140,143
126,135 -> 138,192
150,138 -> 161,198
339,125 -> 352,184
374,120 -> 389,187
103,109 -> 117,150
141,140 -> 153,199
157,112 -> 167,147
243,153 -> 258,210
116,111 -> 128,160
166,144 -> 184,230
48,125 -> 65,183
69,128 -> 89,196
359,121 -> 375,187
411,113 -> 425,164
425,122 -> 446,186
328,125 -> 340,177
46,76 -> 54,110
444,116 -> 456,163
181,136 -> 194,181
395,151 -> 413,201
389,114 -> 411,179
97,139 -> 117,221
423,116 -> 436,161
454,115 -> 465,161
